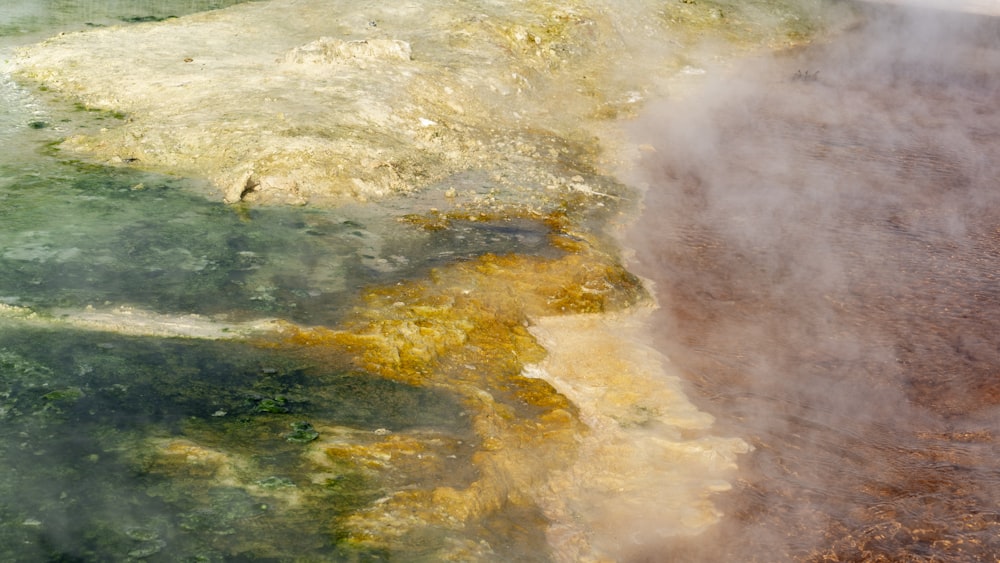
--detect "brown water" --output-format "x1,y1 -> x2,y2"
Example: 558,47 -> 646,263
626,4 -> 1000,562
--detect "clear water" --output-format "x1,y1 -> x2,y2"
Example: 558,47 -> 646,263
0,3 -> 563,560
0,161 -> 557,325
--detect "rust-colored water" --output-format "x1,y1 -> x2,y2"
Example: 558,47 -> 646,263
627,5 -> 1000,562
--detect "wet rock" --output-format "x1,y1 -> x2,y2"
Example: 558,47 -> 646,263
256,476 -> 296,490
254,396 -> 289,414
285,421 -> 319,443
126,539 -> 166,559
123,526 -> 160,542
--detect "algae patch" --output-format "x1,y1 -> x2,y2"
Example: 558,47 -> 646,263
0,326 -> 470,561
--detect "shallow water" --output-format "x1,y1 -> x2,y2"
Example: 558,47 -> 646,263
0,326 -> 470,561
0,160 -> 559,325
627,4 -> 1000,561
0,3 -> 560,324
0,3 -> 572,560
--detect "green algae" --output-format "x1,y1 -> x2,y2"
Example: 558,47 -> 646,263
0,325 -> 470,561
285,421 -> 320,443
71,101 -> 127,120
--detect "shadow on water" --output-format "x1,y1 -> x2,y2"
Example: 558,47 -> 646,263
0,325 -> 471,561
627,4 -> 1000,562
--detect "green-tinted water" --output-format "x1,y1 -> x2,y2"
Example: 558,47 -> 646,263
0,326 -> 471,561
0,3 -> 563,559
0,160 -> 558,325
0,1 -> 257,42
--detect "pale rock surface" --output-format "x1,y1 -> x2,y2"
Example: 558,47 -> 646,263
11,0 -> 664,205
10,0 -> 834,205
1,303 -> 279,339
524,308 -> 751,561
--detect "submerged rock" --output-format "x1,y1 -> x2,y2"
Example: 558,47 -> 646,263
285,421 -> 319,443
255,396 -> 289,414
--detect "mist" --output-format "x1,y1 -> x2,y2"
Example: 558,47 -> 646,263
623,1 -> 1000,560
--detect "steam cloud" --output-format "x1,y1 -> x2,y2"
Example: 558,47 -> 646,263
623,2 -> 1000,561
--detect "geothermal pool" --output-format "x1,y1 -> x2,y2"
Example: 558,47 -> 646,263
0,1 -> 743,560
1,0 -> 998,561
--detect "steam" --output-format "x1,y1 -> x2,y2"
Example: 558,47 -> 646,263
622,1 -> 1000,560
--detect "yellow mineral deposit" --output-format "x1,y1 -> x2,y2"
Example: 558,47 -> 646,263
525,310 -> 751,560
267,251 -> 603,544
266,244 -> 747,560
142,438 -> 244,483
5,0 -> 855,559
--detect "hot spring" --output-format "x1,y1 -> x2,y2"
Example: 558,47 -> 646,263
625,3 -> 1000,560
1,1 -> 998,561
